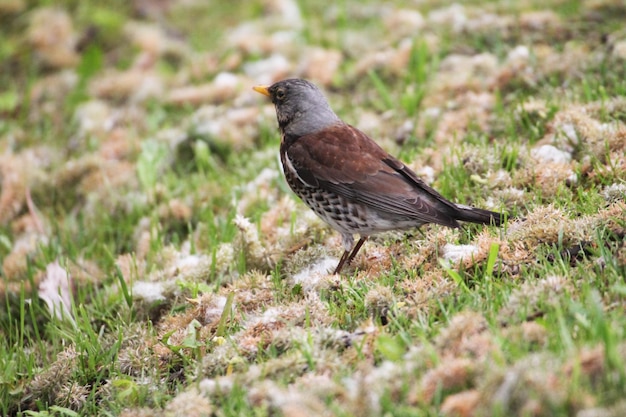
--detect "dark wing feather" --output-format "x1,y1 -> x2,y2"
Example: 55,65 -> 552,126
284,123 -> 462,227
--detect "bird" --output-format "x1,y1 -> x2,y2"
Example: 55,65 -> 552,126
253,78 -> 505,274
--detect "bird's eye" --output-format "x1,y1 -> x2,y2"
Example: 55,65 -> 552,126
275,89 -> 285,100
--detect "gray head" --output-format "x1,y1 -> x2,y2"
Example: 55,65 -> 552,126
254,79 -> 341,138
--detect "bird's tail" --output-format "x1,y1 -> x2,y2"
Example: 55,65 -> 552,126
454,204 -> 506,227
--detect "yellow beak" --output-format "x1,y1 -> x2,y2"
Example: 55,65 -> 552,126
252,85 -> 271,97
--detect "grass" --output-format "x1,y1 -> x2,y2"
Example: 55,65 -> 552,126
1,0 -> 626,416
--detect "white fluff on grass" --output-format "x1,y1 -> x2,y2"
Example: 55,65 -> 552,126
243,54 -> 291,85
602,183 -> 626,203
291,257 -> 338,292
202,295 -> 229,323
531,144 -> 572,164
441,243 -> 480,265
38,260 -> 74,322
132,281 -> 166,303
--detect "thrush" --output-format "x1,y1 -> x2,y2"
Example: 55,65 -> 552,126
253,78 -> 505,274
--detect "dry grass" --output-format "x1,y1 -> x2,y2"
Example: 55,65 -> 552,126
1,0 -> 625,416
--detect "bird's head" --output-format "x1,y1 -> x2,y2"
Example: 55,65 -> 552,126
253,78 -> 340,137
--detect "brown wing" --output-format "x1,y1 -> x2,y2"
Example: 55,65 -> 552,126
284,123 -> 462,227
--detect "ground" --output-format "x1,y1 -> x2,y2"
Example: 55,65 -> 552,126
1,0 -> 626,416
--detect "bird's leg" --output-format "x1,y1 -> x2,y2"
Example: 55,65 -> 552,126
333,236 -> 368,274
333,250 -> 352,275
345,236 -> 368,266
